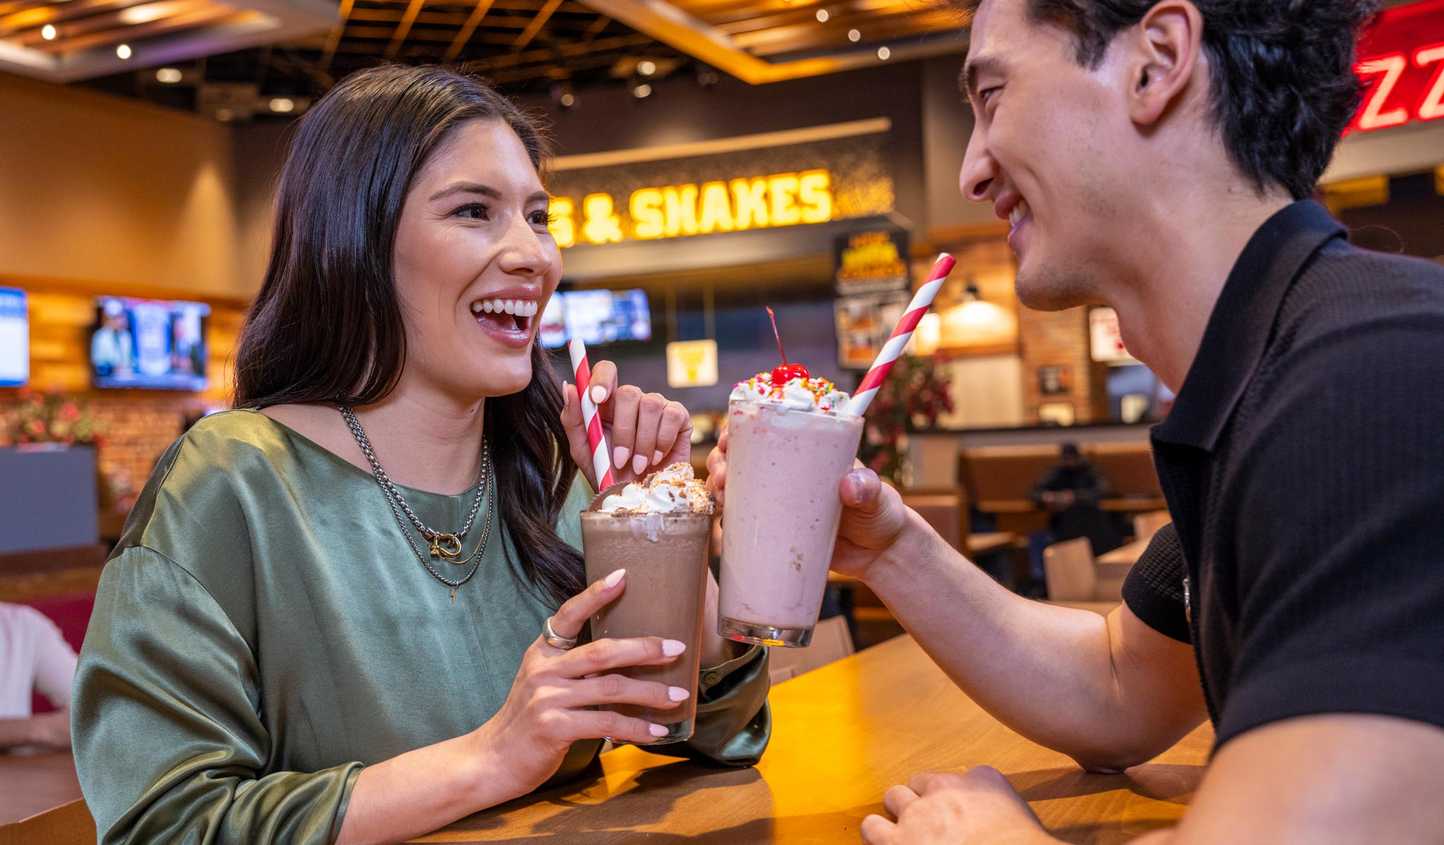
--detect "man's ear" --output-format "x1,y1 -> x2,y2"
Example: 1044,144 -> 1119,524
1125,0 -> 1206,127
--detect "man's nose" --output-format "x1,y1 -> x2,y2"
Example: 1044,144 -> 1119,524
960,128 -> 996,203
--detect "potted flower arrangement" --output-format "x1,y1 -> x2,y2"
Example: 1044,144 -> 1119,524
2,389 -> 101,446
858,355 -> 955,486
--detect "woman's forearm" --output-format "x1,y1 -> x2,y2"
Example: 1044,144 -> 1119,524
334,731 -> 515,845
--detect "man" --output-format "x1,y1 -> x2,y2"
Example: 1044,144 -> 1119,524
709,0 -> 1444,841
0,602 -> 76,751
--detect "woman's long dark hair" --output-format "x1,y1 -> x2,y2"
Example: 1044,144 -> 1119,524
234,64 -> 584,606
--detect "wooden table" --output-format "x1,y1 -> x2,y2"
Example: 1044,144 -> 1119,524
416,636 -> 1211,844
0,752 -> 93,845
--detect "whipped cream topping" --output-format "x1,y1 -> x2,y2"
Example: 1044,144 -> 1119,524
729,372 -> 852,415
599,462 -> 714,515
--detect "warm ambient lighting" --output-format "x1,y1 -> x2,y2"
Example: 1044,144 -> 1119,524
637,59 -> 656,77
215,108 -> 235,122
40,24 -> 57,40
816,8 -> 829,22
848,28 -> 861,42
269,97 -> 295,113
632,82 -> 652,99
939,285 -> 1017,350
155,67 -> 182,84
908,313 -> 942,357
876,46 -> 891,60
115,43 -> 132,60
560,92 -> 576,108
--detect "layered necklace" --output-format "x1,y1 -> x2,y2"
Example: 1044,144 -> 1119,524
340,406 -> 494,603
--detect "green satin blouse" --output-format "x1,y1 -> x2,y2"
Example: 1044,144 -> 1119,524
71,410 -> 770,844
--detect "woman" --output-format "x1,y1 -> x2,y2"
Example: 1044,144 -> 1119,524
72,65 -> 769,844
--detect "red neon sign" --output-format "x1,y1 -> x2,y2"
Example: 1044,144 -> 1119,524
1349,0 -> 1444,134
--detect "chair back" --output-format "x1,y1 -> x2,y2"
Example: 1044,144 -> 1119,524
767,616 -> 856,684
1044,538 -> 1098,602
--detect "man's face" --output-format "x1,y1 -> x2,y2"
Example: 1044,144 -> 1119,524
960,0 -> 1132,310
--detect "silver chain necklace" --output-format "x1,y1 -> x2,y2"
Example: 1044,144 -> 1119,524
340,406 -> 495,602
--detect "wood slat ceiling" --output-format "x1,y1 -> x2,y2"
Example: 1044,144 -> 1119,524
58,0 -> 963,119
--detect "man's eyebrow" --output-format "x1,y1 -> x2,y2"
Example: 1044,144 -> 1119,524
961,55 -> 1004,99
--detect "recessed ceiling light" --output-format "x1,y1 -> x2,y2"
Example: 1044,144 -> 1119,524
560,92 -> 576,108
632,82 -> 652,99
269,97 -> 295,113
877,45 -> 891,60
155,67 -> 182,84
816,8 -> 829,22
40,24 -> 57,40
637,59 -> 656,77
115,43 -> 132,60
847,28 -> 861,42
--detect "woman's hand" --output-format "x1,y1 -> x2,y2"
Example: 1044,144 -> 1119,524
561,360 -> 692,489
706,427 -> 910,582
468,570 -> 690,797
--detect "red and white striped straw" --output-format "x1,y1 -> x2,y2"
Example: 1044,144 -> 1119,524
569,337 -> 616,491
846,252 -> 956,417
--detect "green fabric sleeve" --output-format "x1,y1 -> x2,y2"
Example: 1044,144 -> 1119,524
72,546 -> 362,844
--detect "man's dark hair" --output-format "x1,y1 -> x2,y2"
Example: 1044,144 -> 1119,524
959,0 -> 1381,199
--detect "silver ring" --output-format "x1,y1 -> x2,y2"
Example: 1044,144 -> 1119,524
543,617 -> 579,650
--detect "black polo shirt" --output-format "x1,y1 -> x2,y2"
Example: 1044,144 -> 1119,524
1122,200 -> 1444,749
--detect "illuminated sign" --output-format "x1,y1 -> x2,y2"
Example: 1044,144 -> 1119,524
834,229 -> 910,294
666,339 -> 719,388
549,170 -> 835,248
1350,0 -> 1444,134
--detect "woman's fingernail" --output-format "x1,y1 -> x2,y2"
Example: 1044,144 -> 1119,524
652,451 -> 664,466
613,446 -> 630,470
649,723 -> 669,738
590,385 -> 608,403
632,454 -> 649,475
604,569 -> 626,588
661,639 -> 686,657
668,686 -> 690,702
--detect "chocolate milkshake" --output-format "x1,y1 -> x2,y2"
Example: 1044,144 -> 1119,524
718,364 -> 864,647
581,464 -> 714,744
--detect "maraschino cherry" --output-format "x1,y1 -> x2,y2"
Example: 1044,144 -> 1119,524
771,362 -> 810,384
765,306 -> 810,385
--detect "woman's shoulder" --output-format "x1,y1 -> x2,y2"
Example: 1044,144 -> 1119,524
116,410 -> 297,555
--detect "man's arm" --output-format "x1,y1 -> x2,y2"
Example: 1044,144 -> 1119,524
707,436 -> 1204,772
866,508 -> 1205,771
866,714 -> 1444,844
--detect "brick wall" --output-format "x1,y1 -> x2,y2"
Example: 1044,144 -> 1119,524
0,395 -> 204,516
1017,305 -> 1109,424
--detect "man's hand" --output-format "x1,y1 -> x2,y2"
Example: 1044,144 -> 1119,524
705,425 -> 910,581
862,767 -> 1057,845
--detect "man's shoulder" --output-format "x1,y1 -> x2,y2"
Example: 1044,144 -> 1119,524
1271,240 -> 1444,370
1289,239 -> 1444,327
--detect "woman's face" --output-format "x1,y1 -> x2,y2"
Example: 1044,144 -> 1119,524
392,118 -> 561,401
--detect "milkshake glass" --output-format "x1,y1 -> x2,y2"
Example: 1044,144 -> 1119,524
580,465 -> 713,744
719,368 -> 864,647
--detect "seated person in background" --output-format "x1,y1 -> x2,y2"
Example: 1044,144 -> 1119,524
0,602 -> 76,752
1027,443 -> 1122,590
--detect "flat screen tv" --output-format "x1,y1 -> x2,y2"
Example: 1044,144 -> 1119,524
540,289 -> 652,348
90,296 -> 209,391
0,287 -> 27,387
